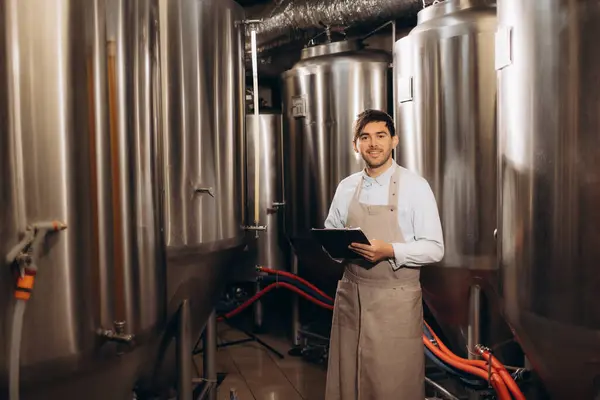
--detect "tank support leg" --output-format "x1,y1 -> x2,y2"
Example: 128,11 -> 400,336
177,300 -> 192,400
468,284 -> 481,360
291,254 -> 301,347
202,310 -> 218,400
253,280 -> 264,330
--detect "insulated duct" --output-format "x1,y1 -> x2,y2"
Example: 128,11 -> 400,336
249,0 -> 430,50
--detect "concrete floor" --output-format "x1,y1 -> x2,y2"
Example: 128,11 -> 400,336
193,323 -> 327,400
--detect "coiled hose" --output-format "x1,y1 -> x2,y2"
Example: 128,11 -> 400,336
221,266 -> 525,400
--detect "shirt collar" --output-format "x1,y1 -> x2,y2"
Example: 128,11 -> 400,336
362,162 -> 396,186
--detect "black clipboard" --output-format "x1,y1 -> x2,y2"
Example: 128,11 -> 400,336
311,228 -> 371,260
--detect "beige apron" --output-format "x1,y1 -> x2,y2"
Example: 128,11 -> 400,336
325,167 -> 425,400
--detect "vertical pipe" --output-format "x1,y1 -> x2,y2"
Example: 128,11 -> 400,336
203,310 -> 217,400
291,254 -> 300,346
468,285 -> 481,360
391,20 -> 397,161
177,300 -> 192,400
250,26 -> 260,226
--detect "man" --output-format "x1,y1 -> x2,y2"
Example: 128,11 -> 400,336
324,109 -> 444,400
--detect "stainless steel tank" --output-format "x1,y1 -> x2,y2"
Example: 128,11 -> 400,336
281,39 -> 391,290
158,0 -> 246,337
394,0 -> 512,358
497,0 -> 600,397
245,113 -> 287,273
0,0 -> 165,398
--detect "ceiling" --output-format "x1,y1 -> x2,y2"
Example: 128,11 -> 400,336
234,0 -> 272,6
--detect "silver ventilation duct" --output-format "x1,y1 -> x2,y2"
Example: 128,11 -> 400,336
249,0 -> 427,50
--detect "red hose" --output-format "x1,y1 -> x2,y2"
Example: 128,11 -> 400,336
217,281 -> 333,321
257,266 -> 333,301
221,273 -> 522,400
479,347 -> 525,400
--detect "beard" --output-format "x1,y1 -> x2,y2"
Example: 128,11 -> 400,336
362,148 -> 392,169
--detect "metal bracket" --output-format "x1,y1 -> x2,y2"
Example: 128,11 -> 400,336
194,186 -> 215,198
267,201 -> 285,214
242,224 -> 267,239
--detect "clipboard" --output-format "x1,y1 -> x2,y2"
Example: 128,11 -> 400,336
311,227 -> 371,260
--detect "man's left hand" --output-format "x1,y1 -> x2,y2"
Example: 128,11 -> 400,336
349,239 -> 394,263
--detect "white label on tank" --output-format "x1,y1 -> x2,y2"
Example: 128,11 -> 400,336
291,95 -> 307,118
495,26 -> 513,71
398,77 -> 413,103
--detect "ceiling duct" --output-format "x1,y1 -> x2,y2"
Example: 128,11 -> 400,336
247,0 -> 428,51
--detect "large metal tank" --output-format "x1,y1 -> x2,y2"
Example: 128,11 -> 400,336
245,113 -> 287,273
282,39 -> 391,291
0,0 -> 165,399
394,0 -> 513,358
158,0 -> 246,337
497,0 -> 600,398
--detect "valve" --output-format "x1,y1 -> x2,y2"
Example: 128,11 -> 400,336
6,221 -> 67,301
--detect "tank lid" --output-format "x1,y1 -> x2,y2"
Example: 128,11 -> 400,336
417,1 -> 448,23
417,0 -> 496,23
300,40 -> 363,59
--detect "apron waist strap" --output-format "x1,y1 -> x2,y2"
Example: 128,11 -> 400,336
342,267 -> 420,289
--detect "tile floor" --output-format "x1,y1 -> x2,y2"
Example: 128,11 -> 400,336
193,323 -> 327,400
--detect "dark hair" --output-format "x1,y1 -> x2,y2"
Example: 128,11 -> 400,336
353,109 -> 396,142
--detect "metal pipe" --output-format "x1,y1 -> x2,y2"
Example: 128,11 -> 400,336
291,254 -> 301,346
425,377 -> 460,400
467,285 -> 481,360
250,23 -> 261,228
177,300 -> 192,400
202,310 -> 217,400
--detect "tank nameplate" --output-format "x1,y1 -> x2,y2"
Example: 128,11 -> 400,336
291,95 -> 307,118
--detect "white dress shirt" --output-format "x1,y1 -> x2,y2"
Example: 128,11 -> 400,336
324,162 -> 444,269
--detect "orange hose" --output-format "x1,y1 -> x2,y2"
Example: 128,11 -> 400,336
424,321 -> 489,369
479,348 -> 525,400
257,266 -> 333,301
423,337 -> 512,400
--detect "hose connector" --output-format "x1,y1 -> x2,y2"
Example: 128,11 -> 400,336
6,221 -> 67,301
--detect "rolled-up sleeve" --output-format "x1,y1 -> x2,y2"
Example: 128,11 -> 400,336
391,178 -> 444,268
324,185 -> 345,229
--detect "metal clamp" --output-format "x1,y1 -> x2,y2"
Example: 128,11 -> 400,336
235,18 -> 262,28
242,224 -> 267,239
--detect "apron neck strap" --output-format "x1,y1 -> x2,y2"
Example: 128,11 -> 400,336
387,167 -> 401,206
353,164 -> 401,205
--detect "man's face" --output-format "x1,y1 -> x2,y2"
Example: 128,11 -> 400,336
354,121 -> 399,169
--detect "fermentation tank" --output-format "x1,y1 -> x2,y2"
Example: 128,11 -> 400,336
497,0 -> 600,397
282,39 -> 391,291
394,0 -> 513,358
0,0 -> 165,398
158,0 -> 246,338
245,113 -> 287,273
